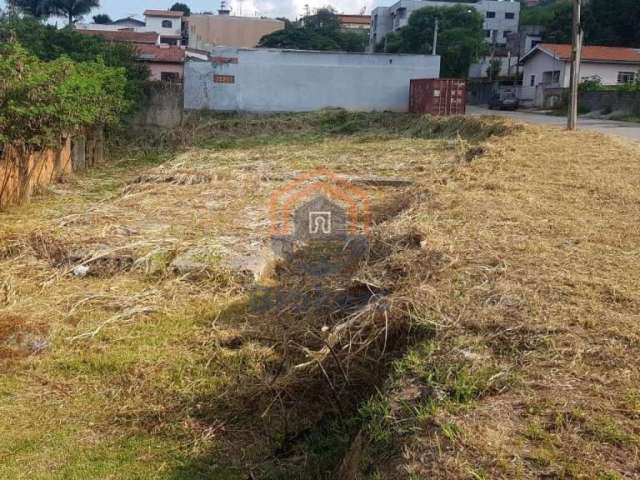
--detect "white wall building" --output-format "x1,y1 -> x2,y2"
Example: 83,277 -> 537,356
143,10 -> 184,45
369,0 -> 520,51
76,11 -> 184,46
520,43 -> 640,106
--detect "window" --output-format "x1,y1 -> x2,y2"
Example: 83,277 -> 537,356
530,75 -> 536,87
160,36 -> 178,45
542,70 -> 561,85
214,74 -> 235,84
486,11 -> 496,18
485,29 -> 491,38
161,72 -> 180,82
503,30 -> 512,39
618,71 -> 636,84
505,12 -> 515,19
162,19 -> 172,28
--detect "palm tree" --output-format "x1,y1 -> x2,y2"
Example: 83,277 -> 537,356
15,0 -> 53,18
50,0 -> 99,26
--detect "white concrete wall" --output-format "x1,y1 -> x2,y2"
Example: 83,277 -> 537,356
184,47 -> 441,112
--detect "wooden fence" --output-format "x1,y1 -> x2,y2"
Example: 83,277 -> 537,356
0,129 -> 104,209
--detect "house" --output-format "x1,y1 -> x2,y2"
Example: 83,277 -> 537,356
369,0 -> 520,51
76,16 -> 145,32
520,43 -> 640,106
136,45 -> 186,81
186,14 -> 284,50
135,45 -> 209,81
77,28 -> 209,82
143,10 -> 184,45
111,16 -> 146,29
336,14 -> 371,31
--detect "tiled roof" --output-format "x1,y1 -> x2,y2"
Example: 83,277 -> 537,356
538,43 -> 640,63
144,9 -> 184,18
336,14 -> 371,25
135,44 -> 186,64
78,29 -> 158,44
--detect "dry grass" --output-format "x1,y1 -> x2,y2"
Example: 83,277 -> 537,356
357,124 -> 640,480
0,112 -> 638,479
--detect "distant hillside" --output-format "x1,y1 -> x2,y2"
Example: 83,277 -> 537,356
520,0 -> 568,27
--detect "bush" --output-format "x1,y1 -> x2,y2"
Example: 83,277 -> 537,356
0,16 -> 148,108
0,41 -> 129,148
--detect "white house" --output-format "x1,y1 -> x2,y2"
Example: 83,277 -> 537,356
143,10 -> 184,46
520,43 -> 640,106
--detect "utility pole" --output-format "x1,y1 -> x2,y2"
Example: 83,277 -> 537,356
432,18 -> 439,55
568,0 -> 583,130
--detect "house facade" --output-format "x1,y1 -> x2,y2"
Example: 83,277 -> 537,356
336,14 -> 371,31
143,10 -> 184,45
520,43 -> 640,106
369,0 -> 520,51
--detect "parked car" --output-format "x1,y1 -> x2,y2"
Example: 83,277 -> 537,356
488,90 -> 519,110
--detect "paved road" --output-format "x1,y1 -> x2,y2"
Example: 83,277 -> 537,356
468,106 -> 640,143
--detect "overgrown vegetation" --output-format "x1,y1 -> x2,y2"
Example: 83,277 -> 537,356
0,16 -> 149,105
0,41 -> 128,148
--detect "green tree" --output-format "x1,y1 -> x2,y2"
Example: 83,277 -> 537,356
258,8 -> 367,52
14,0 -> 53,18
0,40 -> 128,148
523,0 -> 640,47
539,0 -> 572,43
169,3 -> 191,16
0,16 -> 148,106
383,5 -> 486,78
584,0 -> 640,47
49,0 -> 99,25
92,13 -> 111,24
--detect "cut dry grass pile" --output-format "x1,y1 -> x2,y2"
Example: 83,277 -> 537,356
0,111 -> 637,480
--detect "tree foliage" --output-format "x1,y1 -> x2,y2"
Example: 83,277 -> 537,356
49,0 -> 100,25
0,41 -> 128,148
170,3 -> 191,16
258,8 -> 368,52
0,16 -> 148,105
92,13 -> 111,24
14,0 -> 54,18
383,5 -> 486,78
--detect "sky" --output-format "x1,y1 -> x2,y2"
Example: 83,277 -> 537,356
0,0 -> 381,23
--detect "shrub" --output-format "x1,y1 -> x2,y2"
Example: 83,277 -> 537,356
0,41 -> 128,148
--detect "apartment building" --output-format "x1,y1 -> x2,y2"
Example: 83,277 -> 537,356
369,0 -> 520,51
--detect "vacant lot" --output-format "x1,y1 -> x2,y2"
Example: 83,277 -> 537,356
0,112 -> 638,480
